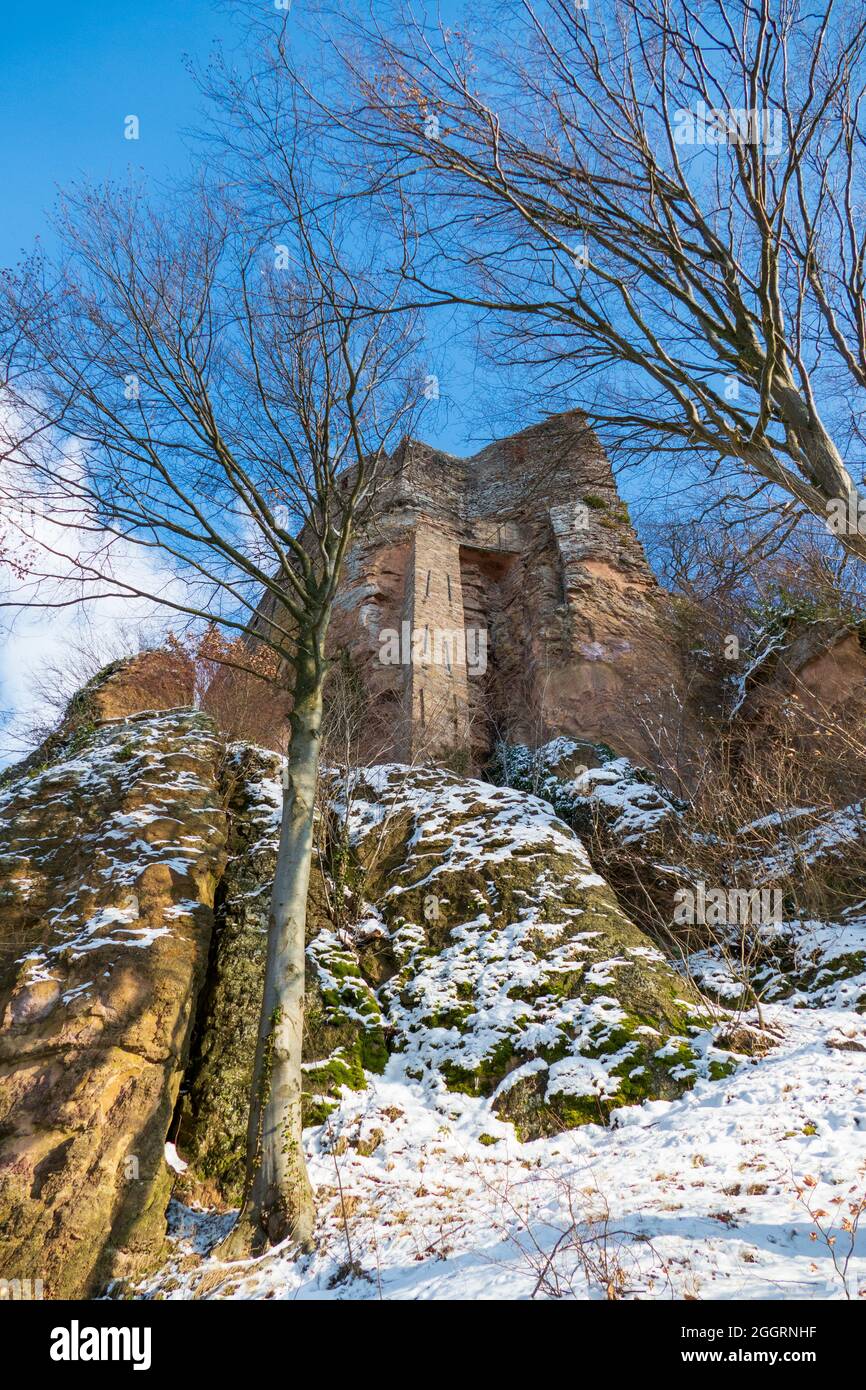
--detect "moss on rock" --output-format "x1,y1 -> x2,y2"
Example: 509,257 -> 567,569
339,765 -> 711,1140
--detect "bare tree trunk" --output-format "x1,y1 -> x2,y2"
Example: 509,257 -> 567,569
0,79 -> 420,1259
218,640 -> 323,1258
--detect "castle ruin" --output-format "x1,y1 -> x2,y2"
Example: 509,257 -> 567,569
299,412 -> 691,770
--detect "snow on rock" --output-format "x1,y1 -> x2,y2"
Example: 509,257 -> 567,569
323,764 -> 721,1136
141,1002 -> 866,1301
747,801 -> 865,878
690,912 -> 866,1013
176,757 -> 725,1217
164,1143 -> 188,1175
0,708 -> 227,1298
490,737 -> 685,843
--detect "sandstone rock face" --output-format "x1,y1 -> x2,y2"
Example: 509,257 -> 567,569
0,709 -> 226,1298
339,766 -> 717,1135
180,760 -> 725,1186
86,650 -> 196,722
257,412 -> 695,772
737,618 -> 866,728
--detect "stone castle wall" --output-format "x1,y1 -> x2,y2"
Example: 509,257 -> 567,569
259,412 -> 692,771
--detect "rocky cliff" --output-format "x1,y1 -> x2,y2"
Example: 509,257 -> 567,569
0,665 -> 759,1297
0,705 -> 225,1297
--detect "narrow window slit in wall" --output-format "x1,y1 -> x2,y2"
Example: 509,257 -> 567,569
447,574 -> 452,604
419,688 -> 426,726
425,569 -> 431,597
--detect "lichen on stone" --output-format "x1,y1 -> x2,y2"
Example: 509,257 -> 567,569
332,763 -> 713,1138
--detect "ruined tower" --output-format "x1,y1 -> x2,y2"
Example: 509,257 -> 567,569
308,411 -> 691,771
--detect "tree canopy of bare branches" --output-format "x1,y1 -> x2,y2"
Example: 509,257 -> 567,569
318,0 -> 866,562
0,99 -> 420,1254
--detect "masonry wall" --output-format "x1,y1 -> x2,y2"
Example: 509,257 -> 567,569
248,412 -> 696,776
403,524 -> 470,758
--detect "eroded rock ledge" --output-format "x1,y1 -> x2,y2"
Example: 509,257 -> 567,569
0,705 -> 729,1296
0,709 -> 226,1298
179,760 -> 729,1213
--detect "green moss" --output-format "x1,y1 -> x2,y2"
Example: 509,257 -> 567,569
359,1027 -> 389,1074
440,1035 -> 517,1097
414,1004 -> 474,1031
303,1094 -> 339,1127
545,1093 -> 608,1130
304,1045 -> 365,1096
709,1058 -> 738,1081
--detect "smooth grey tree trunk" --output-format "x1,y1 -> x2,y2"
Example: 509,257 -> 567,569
218,643 -> 323,1258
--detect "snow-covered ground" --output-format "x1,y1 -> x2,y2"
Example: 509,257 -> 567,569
128,750 -> 866,1301
146,999 -> 866,1301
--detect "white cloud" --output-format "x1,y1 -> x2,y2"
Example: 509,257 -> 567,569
0,405 -> 188,766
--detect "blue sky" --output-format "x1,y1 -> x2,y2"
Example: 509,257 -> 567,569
0,0 -> 235,265
0,0 -> 484,457
0,1 -> 702,535
0,1 -> 489,756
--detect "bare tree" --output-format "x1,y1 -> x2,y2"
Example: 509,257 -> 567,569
320,0 -> 866,561
0,138 -> 419,1254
